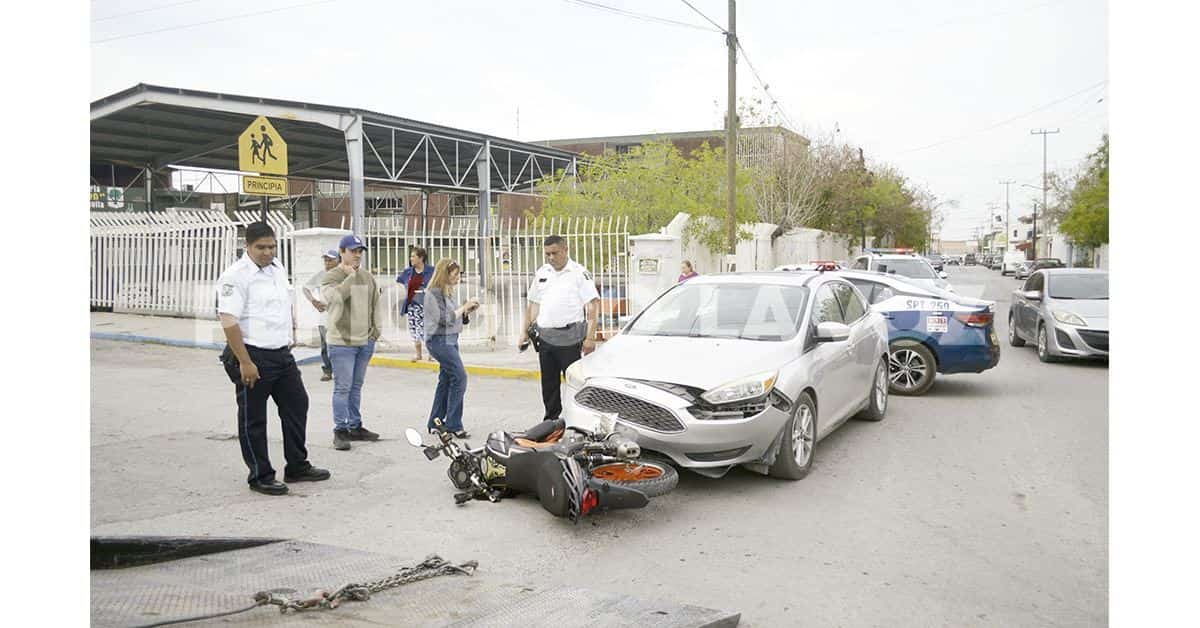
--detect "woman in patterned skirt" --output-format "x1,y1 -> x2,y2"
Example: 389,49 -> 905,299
396,247 -> 435,361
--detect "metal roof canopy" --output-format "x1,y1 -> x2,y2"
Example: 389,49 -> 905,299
90,84 -> 581,235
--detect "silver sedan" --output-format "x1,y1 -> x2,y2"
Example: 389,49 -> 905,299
562,272 -> 890,480
1008,268 -> 1108,361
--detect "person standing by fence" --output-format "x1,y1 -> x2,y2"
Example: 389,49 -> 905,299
302,249 -> 340,381
678,260 -> 699,283
322,234 -> 382,451
423,258 -> 479,439
396,247 -> 435,362
216,221 -> 330,496
522,235 -> 600,422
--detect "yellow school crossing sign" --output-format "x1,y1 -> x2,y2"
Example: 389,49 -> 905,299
238,116 -> 288,176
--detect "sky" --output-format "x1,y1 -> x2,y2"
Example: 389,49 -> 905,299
90,0 -> 1108,240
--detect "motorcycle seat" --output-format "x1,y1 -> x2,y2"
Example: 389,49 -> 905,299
512,418 -> 566,449
514,428 -> 564,449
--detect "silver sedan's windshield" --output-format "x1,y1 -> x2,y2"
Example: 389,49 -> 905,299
626,283 -> 809,341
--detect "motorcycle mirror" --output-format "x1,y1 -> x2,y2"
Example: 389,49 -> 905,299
404,428 -> 424,448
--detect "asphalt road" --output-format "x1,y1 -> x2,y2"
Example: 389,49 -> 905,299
90,265 -> 1107,627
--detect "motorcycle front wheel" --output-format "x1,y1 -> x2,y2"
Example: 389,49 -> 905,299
590,459 -> 678,498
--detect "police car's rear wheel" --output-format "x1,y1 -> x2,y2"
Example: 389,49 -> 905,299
888,341 -> 936,396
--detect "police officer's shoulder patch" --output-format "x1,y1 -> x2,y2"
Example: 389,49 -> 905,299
582,269 -> 592,281
221,284 -> 235,296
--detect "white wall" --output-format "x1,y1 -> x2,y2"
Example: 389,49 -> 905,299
292,227 -> 351,345
628,234 -> 682,317
773,228 -> 859,267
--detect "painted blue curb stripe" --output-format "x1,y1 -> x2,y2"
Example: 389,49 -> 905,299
91,332 -> 323,366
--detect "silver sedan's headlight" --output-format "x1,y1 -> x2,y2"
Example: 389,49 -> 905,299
1052,310 -> 1087,326
701,371 -> 779,405
565,361 -> 587,389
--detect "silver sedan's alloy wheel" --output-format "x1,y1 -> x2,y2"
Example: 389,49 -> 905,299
791,403 -> 815,467
874,360 -> 888,414
889,349 -> 928,392
1037,326 -> 1048,359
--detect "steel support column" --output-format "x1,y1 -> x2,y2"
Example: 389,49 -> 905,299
144,167 -> 153,211
476,140 -> 491,291
345,115 -> 365,233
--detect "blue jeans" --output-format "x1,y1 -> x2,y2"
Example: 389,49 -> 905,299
425,334 -> 466,432
329,340 -> 375,432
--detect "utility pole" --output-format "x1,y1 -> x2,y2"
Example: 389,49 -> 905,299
999,180 -> 1015,253
725,0 -> 737,255
1030,129 -> 1059,258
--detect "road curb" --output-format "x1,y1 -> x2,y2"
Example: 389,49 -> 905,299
91,332 -> 324,366
370,355 -> 540,380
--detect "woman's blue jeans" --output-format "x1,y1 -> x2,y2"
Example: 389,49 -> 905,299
329,340 -> 375,432
425,334 -> 467,432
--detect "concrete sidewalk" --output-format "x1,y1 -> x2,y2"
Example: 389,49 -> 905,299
90,311 -> 543,378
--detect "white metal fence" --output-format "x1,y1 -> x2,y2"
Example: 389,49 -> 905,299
90,210 -> 293,319
362,216 -> 630,346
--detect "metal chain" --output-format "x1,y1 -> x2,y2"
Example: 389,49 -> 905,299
255,554 -> 478,614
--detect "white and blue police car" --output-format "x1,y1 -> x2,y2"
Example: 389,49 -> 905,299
833,269 -> 1000,395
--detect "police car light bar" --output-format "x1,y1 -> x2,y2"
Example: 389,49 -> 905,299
865,248 -> 915,255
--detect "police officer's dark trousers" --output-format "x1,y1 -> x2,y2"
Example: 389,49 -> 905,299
538,342 -> 582,421
222,345 -> 311,485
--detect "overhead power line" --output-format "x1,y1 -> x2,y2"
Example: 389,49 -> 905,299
677,0 -> 726,32
91,0 -> 335,44
561,0 -> 720,32
895,80 -> 1108,154
735,40 -> 799,131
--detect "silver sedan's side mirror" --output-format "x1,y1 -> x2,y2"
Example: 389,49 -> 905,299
1022,290 -> 1042,301
938,271 -> 948,279
404,428 -> 424,447
815,321 -> 851,343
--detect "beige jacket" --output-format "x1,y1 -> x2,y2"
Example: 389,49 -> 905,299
320,267 -> 382,346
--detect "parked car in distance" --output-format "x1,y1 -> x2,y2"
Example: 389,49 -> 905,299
838,270 -> 1000,396
1008,268 -> 1108,362
925,254 -> 946,271
964,253 -> 977,266
1014,260 -> 1035,280
987,255 -> 1004,271
563,271 -> 890,480
1001,251 -> 1026,275
945,255 -> 961,266
1031,258 -> 1065,271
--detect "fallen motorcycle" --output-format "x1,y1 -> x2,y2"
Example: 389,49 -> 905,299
404,412 -> 678,524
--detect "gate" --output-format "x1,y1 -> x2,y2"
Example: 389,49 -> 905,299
90,210 -> 294,319
362,216 -> 629,346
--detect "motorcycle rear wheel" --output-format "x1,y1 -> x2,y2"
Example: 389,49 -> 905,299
590,459 -> 678,498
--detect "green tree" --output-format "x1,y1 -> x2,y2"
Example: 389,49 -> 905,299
536,140 -> 755,253
1059,134 -> 1109,249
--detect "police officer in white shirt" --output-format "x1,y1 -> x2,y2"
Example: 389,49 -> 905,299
217,222 -> 330,496
522,235 -> 600,421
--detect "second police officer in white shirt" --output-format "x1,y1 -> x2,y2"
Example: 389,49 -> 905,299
522,235 -> 600,422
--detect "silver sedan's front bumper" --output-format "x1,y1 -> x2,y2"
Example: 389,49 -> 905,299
1046,321 -> 1109,358
562,376 -> 792,470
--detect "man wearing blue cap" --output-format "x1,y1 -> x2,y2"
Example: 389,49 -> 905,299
321,234 -> 383,451
302,249 -> 339,381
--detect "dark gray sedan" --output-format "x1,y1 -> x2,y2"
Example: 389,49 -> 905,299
1008,268 -> 1108,362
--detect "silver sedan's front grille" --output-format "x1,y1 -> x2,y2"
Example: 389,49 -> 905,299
574,386 -> 684,433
